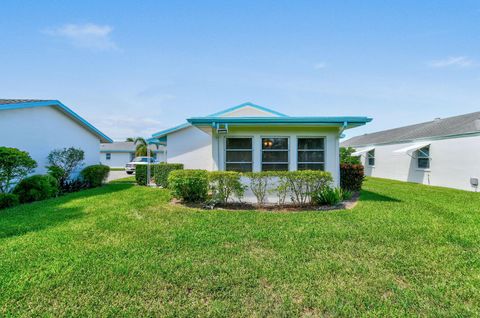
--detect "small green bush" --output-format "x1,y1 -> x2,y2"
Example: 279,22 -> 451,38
154,163 -> 184,188
168,170 -> 209,202
283,170 -> 333,205
312,187 -> 343,206
209,171 -> 245,204
244,172 -> 271,205
135,164 -> 157,186
13,174 -> 59,203
81,165 -> 110,188
340,164 -> 365,191
0,193 -> 19,210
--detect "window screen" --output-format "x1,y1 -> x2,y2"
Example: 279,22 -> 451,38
297,138 -> 325,170
225,138 -> 253,172
262,137 -> 289,171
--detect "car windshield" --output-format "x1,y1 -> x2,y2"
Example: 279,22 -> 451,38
132,157 -> 155,163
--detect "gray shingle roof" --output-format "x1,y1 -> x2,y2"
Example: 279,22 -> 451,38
342,111 -> 480,147
100,142 -> 164,152
0,99 -> 49,105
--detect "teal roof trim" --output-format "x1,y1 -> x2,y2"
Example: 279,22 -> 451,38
207,102 -> 288,117
187,116 -> 372,128
151,123 -> 191,138
0,100 -> 113,143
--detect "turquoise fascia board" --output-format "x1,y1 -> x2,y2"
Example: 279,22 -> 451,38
187,116 -> 372,128
207,102 -> 288,117
0,100 -> 113,143
151,123 -> 191,138
100,150 -> 164,153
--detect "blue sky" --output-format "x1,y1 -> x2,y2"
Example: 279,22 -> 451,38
1,1 -> 480,140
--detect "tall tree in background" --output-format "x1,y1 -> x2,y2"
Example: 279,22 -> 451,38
134,137 -> 149,156
126,137 -> 134,142
340,147 -> 361,165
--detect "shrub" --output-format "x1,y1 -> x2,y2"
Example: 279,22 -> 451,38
81,165 -> 110,188
312,187 -> 343,206
0,193 -> 19,210
340,164 -> 365,191
245,172 -> 271,205
135,164 -> 157,186
272,172 -> 289,205
284,170 -> 333,205
340,147 -> 361,165
209,171 -> 245,204
47,147 -> 85,189
0,147 -> 37,193
13,174 -> 59,203
168,170 -> 209,202
154,163 -> 184,188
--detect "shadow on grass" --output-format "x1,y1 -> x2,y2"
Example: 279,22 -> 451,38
360,190 -> 402,202
0,182 -> 135,239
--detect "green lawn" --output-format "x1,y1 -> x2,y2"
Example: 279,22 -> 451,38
1,177 -> 479,317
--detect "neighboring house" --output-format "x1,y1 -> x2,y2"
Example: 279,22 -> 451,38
150,102 -> 371,188
0,99 -> 112,174
342,111 -> 480,191
100,142 -> 165,168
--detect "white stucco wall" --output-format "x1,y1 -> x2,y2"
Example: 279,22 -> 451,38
356,135 -> 480,191
100,152 -> 134,167
0,106 -> 101,175
166,126 -> 213,170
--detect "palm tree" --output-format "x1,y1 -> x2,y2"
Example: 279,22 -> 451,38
134,137 -> 149,156
126,137 -> 135,142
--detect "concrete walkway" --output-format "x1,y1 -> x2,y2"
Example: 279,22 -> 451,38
107,170 -> 132,182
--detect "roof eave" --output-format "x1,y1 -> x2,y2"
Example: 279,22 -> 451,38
0,100 -> 113,143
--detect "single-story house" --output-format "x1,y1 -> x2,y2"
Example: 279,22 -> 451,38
0,99 -> 112,174
342,111 -> 480,191
150,102 -> 371,187
100,142 -> 166,168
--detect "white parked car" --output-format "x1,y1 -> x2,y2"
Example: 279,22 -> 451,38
125,156 -> 158,174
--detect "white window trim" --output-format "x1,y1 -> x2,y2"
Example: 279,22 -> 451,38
261,136 -> 290,171
296,137 -> 325,170
224,136 -> 254,171
367,149 -> 375,166
416,146 -> 431,170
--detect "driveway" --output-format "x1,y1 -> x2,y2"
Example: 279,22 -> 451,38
107,170 -> 131,182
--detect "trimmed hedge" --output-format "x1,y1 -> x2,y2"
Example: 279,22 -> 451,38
208,171 -> 245,204
0,193 -> 19,210
154,163 -> 184,188
81,165 -> 110,188
135,164 -> 156,186
168,170 -> 209,202
340,164 -> 365,191
13,174 -> 59,203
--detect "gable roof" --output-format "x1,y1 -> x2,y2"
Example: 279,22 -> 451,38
100,141 -> 164,152
0,99 -> 112,143
208,102 -> 288,117
342,111 -> 480,147
151,102 -> 288,138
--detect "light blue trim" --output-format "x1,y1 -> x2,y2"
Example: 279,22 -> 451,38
187,116 -> 372,128
151,122 -> 191,138
0,100 -> 113,143
207,102 -> 288,117
100,150 -> 164,153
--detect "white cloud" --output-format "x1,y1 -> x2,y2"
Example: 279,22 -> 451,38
313,62 -> 327,70
96,115 -> 164,141
428,56 -> 476,68
44,23 -> 118,51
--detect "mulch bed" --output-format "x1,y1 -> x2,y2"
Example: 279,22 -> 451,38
171,192 -> 360,212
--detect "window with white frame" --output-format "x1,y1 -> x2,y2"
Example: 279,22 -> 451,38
262,137 -> 289,171
297,138 -> 325,170
416,146 -> 430,169
130,153 -> 135,161
367,149 -> 375,166
225,137 -> 253,172
106,153 -> 111,160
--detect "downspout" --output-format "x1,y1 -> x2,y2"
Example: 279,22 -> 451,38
336,121 -> 348,187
